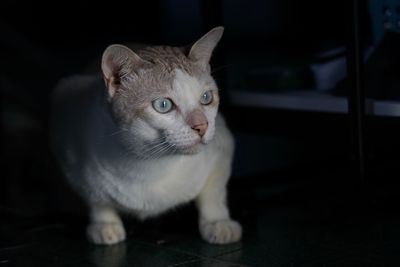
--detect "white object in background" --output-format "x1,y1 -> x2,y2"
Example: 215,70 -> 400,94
310,47 -> 347,91
310,46 -> 375,92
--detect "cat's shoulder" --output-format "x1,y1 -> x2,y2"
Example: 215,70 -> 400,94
52,74 -> 101,100
54,74 -> 101,93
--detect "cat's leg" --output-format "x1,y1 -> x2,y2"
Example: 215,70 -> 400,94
86,204 -> 126,245
195,156 -> 242,244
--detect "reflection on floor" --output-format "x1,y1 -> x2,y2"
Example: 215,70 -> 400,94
2,171 -> 400,267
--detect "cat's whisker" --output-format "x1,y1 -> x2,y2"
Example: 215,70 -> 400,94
141,140 -> 168,154
121,135 -> 167,159
138,140 -> 170,159
154,143 -> 175,158
144,141 -> 175,159
145,143 -> 170,159
108,128 -> 128,137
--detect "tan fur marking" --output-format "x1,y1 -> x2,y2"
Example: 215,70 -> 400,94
138,46 -> 198,75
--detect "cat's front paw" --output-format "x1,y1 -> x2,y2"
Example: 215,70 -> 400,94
200,219 -> 242,244
86,222 -> 126,245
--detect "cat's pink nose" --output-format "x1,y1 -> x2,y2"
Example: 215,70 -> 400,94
192,122 -> 208,137
187,109 -> 208,137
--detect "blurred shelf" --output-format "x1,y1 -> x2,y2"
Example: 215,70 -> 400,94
229,90 -> 346,114
229,90 -> 400,117
373,101 -> 400,117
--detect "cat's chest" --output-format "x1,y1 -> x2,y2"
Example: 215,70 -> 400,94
103,151 -> 215,218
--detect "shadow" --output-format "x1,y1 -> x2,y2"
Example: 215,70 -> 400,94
90,243 -> 127,267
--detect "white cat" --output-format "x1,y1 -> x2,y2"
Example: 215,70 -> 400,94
50,26 -> 242,245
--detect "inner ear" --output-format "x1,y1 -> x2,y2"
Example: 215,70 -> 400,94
101,44 -> 151,98
187,26 -> 224,68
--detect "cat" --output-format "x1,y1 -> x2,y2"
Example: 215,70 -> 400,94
50,26 -> 242,245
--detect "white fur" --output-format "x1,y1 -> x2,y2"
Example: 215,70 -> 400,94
171,69 -> 218,144
50,71 -> 241,245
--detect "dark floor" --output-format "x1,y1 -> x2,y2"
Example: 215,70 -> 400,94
2,167 -> 400,267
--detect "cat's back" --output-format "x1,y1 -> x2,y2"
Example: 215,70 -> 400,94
50,74 -> 105,166
51,74 -> 102,130
51,74 -> 101,107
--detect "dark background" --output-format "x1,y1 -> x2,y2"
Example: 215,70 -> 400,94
2,0 -> 400,246
0,0 -> 353,214
5,0 -> 400,266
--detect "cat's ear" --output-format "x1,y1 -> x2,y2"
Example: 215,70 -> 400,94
188,26 -> 224,70
101,44 -> 150,98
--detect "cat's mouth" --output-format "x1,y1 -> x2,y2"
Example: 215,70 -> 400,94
164,132 -> 209,155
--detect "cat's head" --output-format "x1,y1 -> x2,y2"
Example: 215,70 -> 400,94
101,27 -> 224,157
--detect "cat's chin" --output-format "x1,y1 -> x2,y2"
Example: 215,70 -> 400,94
178,142 -> 204,155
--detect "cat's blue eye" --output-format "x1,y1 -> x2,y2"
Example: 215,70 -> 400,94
200,90 -> 213,105
152,98 -> 173,113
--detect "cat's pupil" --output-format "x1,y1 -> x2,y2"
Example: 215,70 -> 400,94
152,98 -> 173,113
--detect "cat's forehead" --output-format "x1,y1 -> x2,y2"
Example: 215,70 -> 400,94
138,46 -> 197,75
136,46 -> 214,93
172,69 -> 203,92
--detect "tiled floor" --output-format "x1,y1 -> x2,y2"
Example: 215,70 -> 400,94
2,171 -> 400,267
